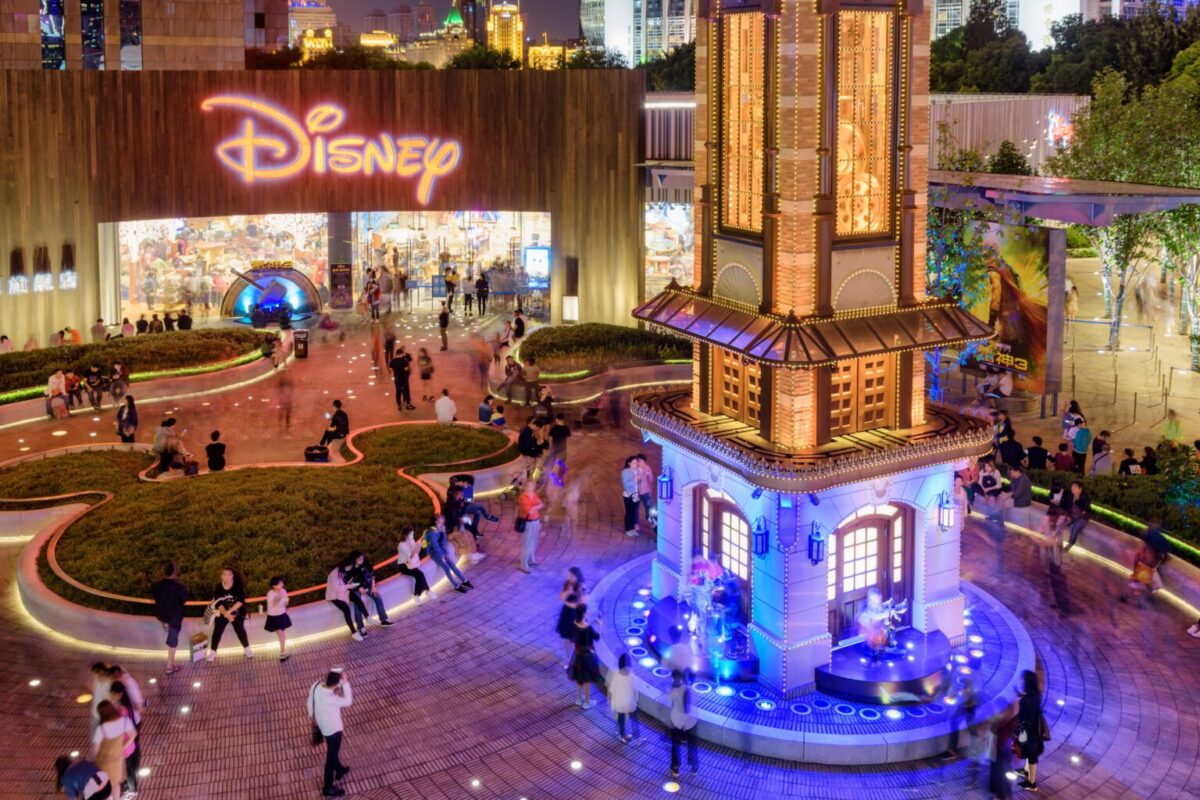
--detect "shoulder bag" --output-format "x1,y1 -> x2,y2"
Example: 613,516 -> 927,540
514,516 -> 527,533
309,683 -> 323,745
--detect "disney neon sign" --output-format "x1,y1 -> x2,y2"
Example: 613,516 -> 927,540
201,95 -> 461,205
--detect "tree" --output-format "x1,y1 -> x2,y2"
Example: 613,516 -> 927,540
930,0 -> 1041,93
1046,69 -> 1200,349
300,46 -> 432,70
567,48 -> 629,69
445,44 -> 521,70
987,140 -> 1034,175
246,47 -> 303,70
640,41 -> 695,91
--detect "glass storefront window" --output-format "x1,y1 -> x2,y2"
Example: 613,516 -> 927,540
721,12 -> 766,235
645,203 -> 694,296
835,10 -> 894,238
117,214 -> 329,321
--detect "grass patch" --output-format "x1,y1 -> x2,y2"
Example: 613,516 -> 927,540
519,323 -> 690,376
0,329 -> 265,400
0,425 -> 520,615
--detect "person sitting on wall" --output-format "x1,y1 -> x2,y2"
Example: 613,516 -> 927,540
976,366 -> 1014,401
177,308 -> 193,331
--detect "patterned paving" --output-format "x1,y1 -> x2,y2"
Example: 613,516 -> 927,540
1,315 -> 1199,799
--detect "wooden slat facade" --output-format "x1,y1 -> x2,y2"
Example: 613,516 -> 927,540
0,68 -> 645,339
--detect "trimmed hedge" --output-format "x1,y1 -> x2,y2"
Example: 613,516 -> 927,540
1026,468 -> 1200,560
0,424 -> 517,615
519,323 -> 690,375
0,329 -> 265,397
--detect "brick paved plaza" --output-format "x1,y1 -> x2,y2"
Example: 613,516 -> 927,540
3,313 -> 1199,800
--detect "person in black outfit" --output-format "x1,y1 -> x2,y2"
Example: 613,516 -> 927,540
475,274 -> 489,315
320,400 -> 350,447
84,365 -> 105,411
135,314 -> 149,335
150,561 -> 189,674
1140,446 -> 1159,475
437,303 -> 450,351
512,310 -> 526,340
1063,480 -> 1091,550
389,348 -> 415,410
997,435 -> 1025,471
205,430 -> 226,472
177,309 -> 193,330
1118,447 -> 1141,475
347,551 -> 391,629
207,567 -> 253,661
1026,436 -> 1048,470
1015,670 -> 1046,790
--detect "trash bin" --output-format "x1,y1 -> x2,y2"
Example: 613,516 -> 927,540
304,444 -> 328,462
294,329 -> 310,359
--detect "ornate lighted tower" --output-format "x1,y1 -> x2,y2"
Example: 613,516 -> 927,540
632,0 -> 994,695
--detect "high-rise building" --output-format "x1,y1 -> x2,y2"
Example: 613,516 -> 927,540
527,32 -> 576,69
487,2 -> 523,63
415,0 -> 436,35
580,0 -> 605,45
462,0 -> 489,44
0,0 -> 251,70
365,7 -> 387,32
632,0 -> 695,65
402,2 -> 471,66
388,5 -> 413,40
931,0 -> 1082,47
289,0 -> 337,46
246,0 -> 290,54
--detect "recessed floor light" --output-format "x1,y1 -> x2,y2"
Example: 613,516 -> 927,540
28,679 -> 41,687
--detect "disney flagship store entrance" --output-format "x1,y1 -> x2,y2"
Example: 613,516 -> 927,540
0,70 -> 642,340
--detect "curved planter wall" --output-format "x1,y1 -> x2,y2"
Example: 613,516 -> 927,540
489,362 -> 691,404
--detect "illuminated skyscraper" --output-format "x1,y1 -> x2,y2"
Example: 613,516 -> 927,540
487,2 -> 524,63
415,0 -> 436,35
579,0 -> 605,45
633,0 -> 694,64
289,0 -> 337,46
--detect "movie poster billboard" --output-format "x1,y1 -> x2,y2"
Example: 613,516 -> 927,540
329,263 -> 353,309
962,223 -> 1064,395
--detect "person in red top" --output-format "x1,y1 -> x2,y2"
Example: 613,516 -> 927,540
1052,443 -> 1075,471
517,482 -> 543,574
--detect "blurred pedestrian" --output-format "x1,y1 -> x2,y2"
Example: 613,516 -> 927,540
115,396 -> 137,444
567,604 -> 603,709
607,653 -> 640,743
438,302 -> 450,351
90,701 -> 134,798
1015,670 -> 1047,791
517,482 -> 543,573
417,347 -> 434,401
307,670 -> 353,798
389,348 -> 415,411
668,670 -> 699,778
555,568 -> 586,667
53,755 -> 111,800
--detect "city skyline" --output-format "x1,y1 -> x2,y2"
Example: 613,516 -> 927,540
327,0 -> 582,39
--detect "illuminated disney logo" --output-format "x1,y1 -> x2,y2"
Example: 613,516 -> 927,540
201,95 -> 461,205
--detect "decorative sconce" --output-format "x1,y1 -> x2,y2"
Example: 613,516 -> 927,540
808,521 -> 827,566
657,466 -> 673,502
753,517 -> 769,557
8,248 -> 28,295
58,243 -> 77,290
32,245 -> 53,293
937,490 -> 955,532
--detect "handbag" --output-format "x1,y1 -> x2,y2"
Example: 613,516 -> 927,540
514,516 -> 527,533
1039,714 -> 1051,742
309,683 -> 323,745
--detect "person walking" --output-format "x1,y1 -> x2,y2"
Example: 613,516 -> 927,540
621,456 -> 641,537
668,670 -> 699,778
90,702 -> 133,800
517,482 -> 543,574
567,604 -> 604,709
396,526 -> 435,603
105,682 -> 141,794
517,417 -> 546,479
424,514 -> 472,593
307,670 -> 353,798
53,756 -> 112,800
265,576 -> 293,662
206,567 -> 253,661
417,347 -> 435,401
389,348 -> 415,411
437,302 -> 450,351
555,567 -> 586,667
462,278 -> 474,317
1015,670 -> 1047,791
1163,408 -> 1183,443
348,551 -> 392,629
475,273 -> 489,315
115,396 -> 138,443
607,653 -> 640,743
150,562 -> 188,675
635,454 -> 658,527
546,413 -> 572,485
326,560 -> 369,641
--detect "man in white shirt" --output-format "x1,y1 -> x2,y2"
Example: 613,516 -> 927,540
307,670 -> 353,797
434,389 -> 457,424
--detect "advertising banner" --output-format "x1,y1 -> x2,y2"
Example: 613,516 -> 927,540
329,263 -> 354,309
963,223 -> 1064,394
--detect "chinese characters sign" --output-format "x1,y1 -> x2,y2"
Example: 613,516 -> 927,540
201,96 -> 461,205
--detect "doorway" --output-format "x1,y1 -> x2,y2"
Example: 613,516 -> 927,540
826,503 -> 911,643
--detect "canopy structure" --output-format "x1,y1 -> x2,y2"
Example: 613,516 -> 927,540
632,284 -> 992,368
929,170 -> 1200,226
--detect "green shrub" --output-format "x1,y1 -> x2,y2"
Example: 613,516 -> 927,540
520,323 -> 690,375
0,424 -> 520,615
0,329 -> 265,398
1026,468 -> 1200,559
1065,225 -> 1093,250
1066,247 -> 1099,259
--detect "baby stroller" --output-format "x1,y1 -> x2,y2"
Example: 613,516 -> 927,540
499,463 -> 543,501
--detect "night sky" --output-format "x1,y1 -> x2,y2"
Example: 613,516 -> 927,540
327,0 -> 582,41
